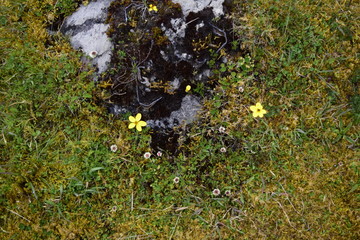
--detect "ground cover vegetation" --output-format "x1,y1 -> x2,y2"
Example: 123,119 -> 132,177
1,0 -> 359,239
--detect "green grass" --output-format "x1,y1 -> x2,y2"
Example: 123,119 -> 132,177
1,0 -> 359,239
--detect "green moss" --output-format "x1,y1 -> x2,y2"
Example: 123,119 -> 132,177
1,0 -> 359,239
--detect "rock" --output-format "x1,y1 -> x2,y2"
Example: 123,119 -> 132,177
61,0 -> 114,73
62,0 -> 235,138
146,95 -> 202,129
171,0 -> 225,17
64,0 -> 113,27
105,0 -> 234,133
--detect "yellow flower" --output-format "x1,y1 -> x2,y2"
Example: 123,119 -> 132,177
185,85 -> 191,92
148,4 -> 158,12
128,113 -> 147,131
250,102 -> 267,118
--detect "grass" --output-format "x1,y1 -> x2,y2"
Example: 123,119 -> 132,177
1,0 -> 359,239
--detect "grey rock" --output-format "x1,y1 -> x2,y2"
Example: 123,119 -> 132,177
62,0 -> 114,73
64,0 -> 113,27
172,0 -> 225,17
63,0 -> 231,132
161,18 -> 187,43
146,95 -> 202,129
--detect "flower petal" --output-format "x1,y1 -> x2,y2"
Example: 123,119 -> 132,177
135,113 -> 142,122
250,105 -> 257,112
138,121 -> 147,127
252,111 -> 260,118
256,102 -> 263,109
129,116 -> 135,122
136,124 -> 143,131
128,123 -> 136,129
258,109 -> 267,118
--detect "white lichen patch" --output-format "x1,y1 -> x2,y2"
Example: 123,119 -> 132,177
65,0 -> 114,27
146,95 -> 202,129
169,78 -> 181,92
196,21 -> 205,31
169,95 -> 202,125
171,0 -> 225,17
70,23 -> 112,73
62,0 -> 114,73
161,18 -> 187,43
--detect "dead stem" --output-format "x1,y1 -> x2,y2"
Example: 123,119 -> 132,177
6,208 -> 31,223
209,23 -> 228,54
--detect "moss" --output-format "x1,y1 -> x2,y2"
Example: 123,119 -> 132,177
1,0 -> 359,239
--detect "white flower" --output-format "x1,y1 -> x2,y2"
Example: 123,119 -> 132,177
238,86 -> 244,93
157,151 -> 162,157
173,177 -> 180,184
212,189 -> 221,196
89,51 -> 98,58
225,190 -> 231,196
110,206 -> 117,212
143,152 -> 151,159
110,144 -> 118,152
218,126 -> 226,133
220,147 -> 227,153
